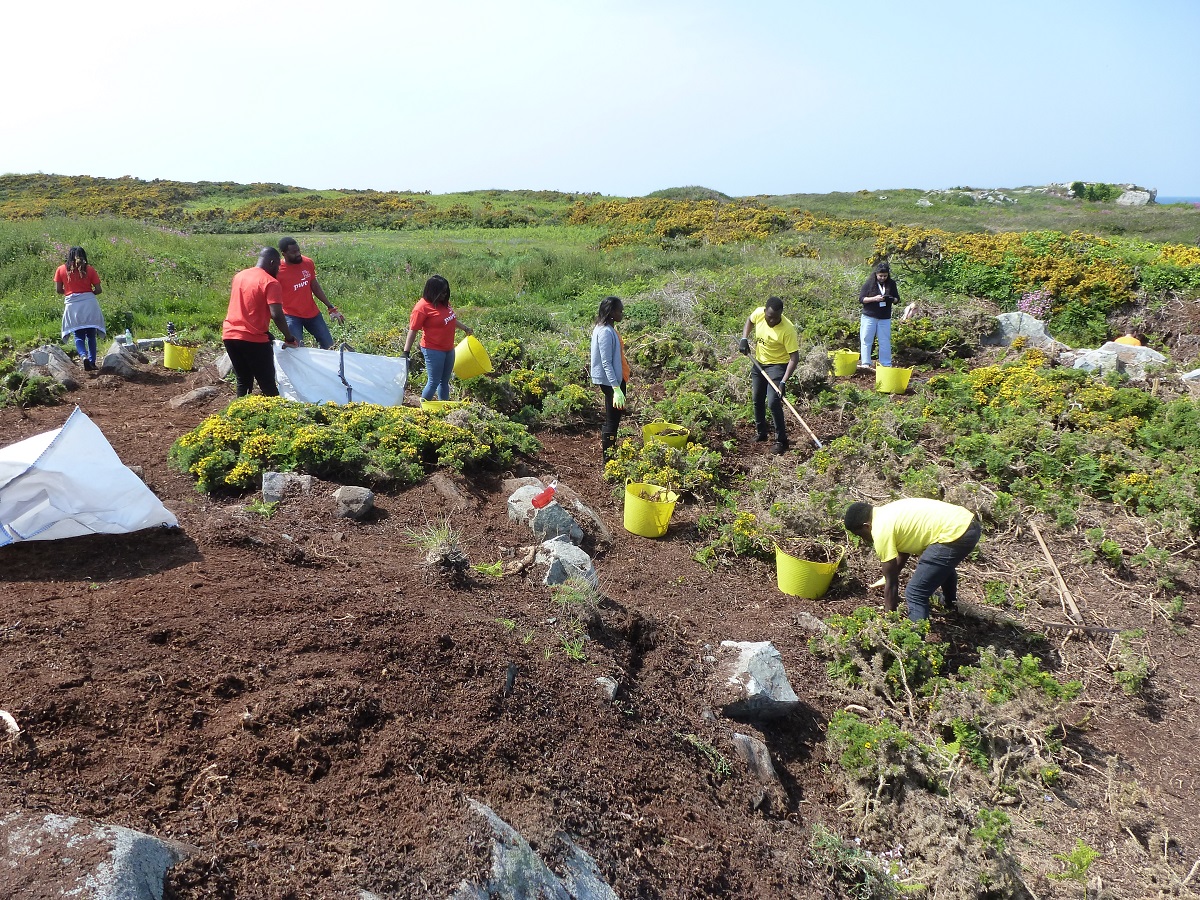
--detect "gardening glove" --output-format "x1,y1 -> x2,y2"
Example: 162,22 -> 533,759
739,337 -> 750,355
612,386 -> 626,409
328,306 -> 345,324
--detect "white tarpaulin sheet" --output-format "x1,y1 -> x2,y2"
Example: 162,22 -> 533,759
0,408 -> 178,546
273,344 -> 408,405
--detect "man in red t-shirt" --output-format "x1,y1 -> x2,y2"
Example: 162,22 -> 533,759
222,248 -> 298,397
276,237 -> 343,350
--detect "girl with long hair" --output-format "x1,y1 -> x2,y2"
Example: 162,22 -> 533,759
402,274 -> 475,401
54,246 -> 106,371
590,295 -> 630,459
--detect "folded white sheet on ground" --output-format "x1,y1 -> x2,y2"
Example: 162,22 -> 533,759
0,407 -> 178,546
273,344 -> 408,405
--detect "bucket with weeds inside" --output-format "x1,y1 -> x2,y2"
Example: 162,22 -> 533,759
623,482 -> 678,538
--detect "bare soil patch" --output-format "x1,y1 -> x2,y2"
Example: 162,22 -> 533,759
1,364 -> 1197,898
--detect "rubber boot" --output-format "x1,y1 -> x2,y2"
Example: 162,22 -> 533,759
601,432 -> 616,460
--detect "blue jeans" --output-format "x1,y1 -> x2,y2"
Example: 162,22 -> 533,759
860,315 -> 892,367
285,313 -> 334,350
421,347 -> 456,400
904,520 -> 981,621
73,328 -> 98,364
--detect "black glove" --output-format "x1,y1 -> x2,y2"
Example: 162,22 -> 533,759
739,338 -> 750,355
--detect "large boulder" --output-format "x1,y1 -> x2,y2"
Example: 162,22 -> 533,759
451,799 -> 619,900
1072,341 -> 1167,382
262,471 -> 314,504
168,385 -> 222,409
713,641 -> 800,720
0,810 -> 193,900
981,313 -> 1067,351
20,344 -> 80,388
101,342 -> 141,378
535,536 -> 597,587
504,477 -> 611,545
1116,189 -> 1153,207
507,483 -> 585,545
334,485 -> 375,520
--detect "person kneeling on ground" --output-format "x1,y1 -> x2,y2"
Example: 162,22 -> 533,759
843,498 -> 981,622
739,295 -> 799,455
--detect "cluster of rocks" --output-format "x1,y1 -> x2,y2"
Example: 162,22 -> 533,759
504,477 -> 611,587
982,312 -> 1193,384
259,471 -> 376,521
14,340 -> 153,388
921,188 -> 1018,205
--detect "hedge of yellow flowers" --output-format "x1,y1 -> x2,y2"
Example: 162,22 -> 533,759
169,396 -> 539,493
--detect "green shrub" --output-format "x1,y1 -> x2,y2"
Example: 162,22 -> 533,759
812,607 -> 945,700
170,396 -> 539,493
602,435 -> 722,499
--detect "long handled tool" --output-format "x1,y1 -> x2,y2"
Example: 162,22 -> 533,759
752,360 -> 823,449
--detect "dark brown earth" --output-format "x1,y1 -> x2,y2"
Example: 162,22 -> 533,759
1,355 -> 1198,899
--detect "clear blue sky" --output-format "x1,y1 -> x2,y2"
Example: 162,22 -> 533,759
4,0 -> 1197,196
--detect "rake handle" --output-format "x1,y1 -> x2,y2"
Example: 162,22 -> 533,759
752,360 -> 823,449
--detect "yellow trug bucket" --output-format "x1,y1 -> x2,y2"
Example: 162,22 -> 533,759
163,343 -> 196,371
421,400 -> 466,411
453,335 -> 493,379
831,349 -> 859,377
775,544 -> 844,599
876,365 -> 913,394
642,421 -> 690,450
623,482 -> 678,538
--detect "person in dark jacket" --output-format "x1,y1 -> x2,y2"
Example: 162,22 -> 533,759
858,261 -> 899,369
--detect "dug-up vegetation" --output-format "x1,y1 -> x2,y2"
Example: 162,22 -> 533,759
1,175 -> 1199,898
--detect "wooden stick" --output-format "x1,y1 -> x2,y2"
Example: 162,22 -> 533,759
1030,521 -> 1084,624
753,360 -> 823,449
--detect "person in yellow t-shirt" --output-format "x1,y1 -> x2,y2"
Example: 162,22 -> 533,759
739,296 -> 800,454
844,498 -> 981,622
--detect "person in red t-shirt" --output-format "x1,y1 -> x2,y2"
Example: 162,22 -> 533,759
54,246 -> 106,372
402,275 -> 475,401
221,248 -> 298,397
277,237 -> 344,350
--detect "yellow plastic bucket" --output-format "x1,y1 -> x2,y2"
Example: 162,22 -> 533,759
876,365 -> 913,394
831,349 -> 859,377
642,421 -> 690,449
421,400 -> 466,411
453,335 -> 493,379
623,482 -> 678,538
775,545 -> 844,599
163,343 -> 196,371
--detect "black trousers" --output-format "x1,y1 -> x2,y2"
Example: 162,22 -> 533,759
599,381 -> 626,440
751,362 -> 787,445
223,339 -> 279,397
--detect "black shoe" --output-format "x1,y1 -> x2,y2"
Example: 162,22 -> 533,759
772,443 -> 788,455
82,359 -> 96,372
754,433 -> 769,443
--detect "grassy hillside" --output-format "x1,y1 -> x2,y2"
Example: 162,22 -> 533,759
2,175 -> 1199,896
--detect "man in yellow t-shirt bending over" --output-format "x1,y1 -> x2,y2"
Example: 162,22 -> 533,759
843,498 -> 981,622
739,296 -> 800,455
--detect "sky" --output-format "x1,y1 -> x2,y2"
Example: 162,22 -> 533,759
4,0 -> 1198,197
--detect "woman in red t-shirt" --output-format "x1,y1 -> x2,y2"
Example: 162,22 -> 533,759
401,275 -> 475,401
54,246 -> 106,372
